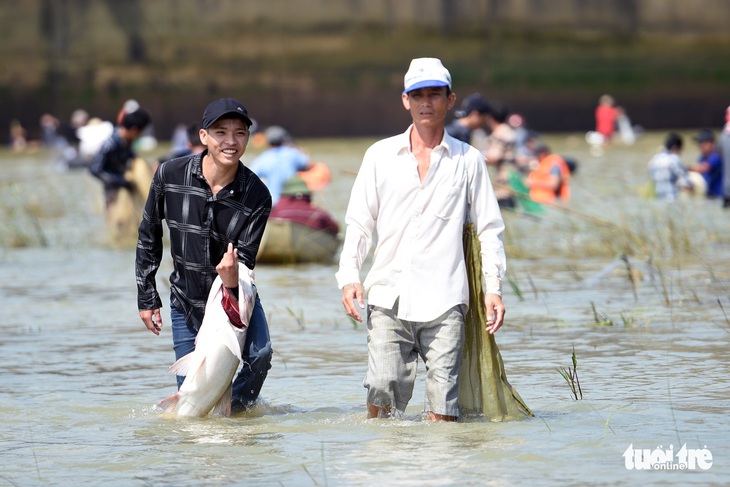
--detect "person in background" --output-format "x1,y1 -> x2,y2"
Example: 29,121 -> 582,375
250,126 -> 313,205
515,129 -> 542,174
525,143 -> 571,204
9,119 -> 28,152
39,113 -> 62,148
688,129 -> 723,199
508,112 -> 529,152
77,116 -> 115,162
61,109 -> 92,168
89,108 -> 152,210
115,98 -> 157,152
595,94 -> 618,143
270,175 -> 339,236
154,122 -> 205,172
615,106 -> 636,145
169,123 -> 190,154
446,93 -> 491,145
117,99 -> 141,125
647,132 -> 691,201
136,98 -> 273,413
719,105 -> 730,208
483,101 -> 518,208
337,57 -> 506,422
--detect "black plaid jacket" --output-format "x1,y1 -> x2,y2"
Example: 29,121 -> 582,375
135,150 -> 271,331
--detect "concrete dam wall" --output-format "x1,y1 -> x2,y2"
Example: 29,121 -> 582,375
3,0 -> 730,139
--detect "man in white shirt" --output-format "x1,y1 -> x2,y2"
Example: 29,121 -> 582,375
336,58 -> 507,421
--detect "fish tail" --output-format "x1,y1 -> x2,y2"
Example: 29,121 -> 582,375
158,392 -> 180,413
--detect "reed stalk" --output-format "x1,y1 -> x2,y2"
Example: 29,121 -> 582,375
590,302 -> 613,326
620,254 -> 638,301
557,345 -> 583,400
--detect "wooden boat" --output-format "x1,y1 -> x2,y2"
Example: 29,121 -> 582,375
256,218 -> 340,264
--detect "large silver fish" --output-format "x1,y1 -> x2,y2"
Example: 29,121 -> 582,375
158,263 -> 255,417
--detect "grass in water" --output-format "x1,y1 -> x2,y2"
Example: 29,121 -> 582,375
620,310 -> 651,329
590,302 -> 614,326
620,254 -> 638,302
285,306 -> 307,330
558,345 -> 583,401
506,273 -> 524,301
717,299 -> 730,333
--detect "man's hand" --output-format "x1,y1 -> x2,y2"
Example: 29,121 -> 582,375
342,283 -> 365,322
140,309 -> 163,335
216,242 -> 239,289
484,293 -> 505,334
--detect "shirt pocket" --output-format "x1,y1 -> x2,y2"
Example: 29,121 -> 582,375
432,185 -> 463,220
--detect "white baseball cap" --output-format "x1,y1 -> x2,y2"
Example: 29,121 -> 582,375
403,58 -> 452,94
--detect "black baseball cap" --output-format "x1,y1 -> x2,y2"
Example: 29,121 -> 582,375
694,128 -> 715,143
202,98 -> 252,128
454,94 -> 491,119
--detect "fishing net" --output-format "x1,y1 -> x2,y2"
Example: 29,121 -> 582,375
507,170 -> 543,215
459,222 -> 533,421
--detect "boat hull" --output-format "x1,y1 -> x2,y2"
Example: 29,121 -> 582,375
257,219 -> 340,264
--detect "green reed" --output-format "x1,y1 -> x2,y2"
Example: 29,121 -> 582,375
506,273 -> 524,301
558,345 -> 583,401
285,306 -> 307,330
0,183 -> 47,248
590,302 -> 614,326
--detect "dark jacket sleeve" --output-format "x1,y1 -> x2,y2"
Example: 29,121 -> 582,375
135,168 -> 165,311
236,177 -> 272,269
89,137 -> 133,190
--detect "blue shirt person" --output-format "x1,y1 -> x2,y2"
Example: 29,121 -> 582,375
250,126 -> 312,204
689,129 -> 723,198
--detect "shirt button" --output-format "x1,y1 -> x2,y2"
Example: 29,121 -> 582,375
229,190 -> 234,194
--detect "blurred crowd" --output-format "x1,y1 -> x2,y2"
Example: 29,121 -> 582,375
5,98 -> 341,245
7,92 -> 730,214
445,92 -> 576,211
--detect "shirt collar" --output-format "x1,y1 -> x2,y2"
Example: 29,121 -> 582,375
399,124 -> 454,156
192,150 -> 247,193
191,151 -> 205,180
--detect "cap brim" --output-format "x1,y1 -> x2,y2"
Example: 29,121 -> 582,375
204,110 -> 253,128
403,80 -> 450,94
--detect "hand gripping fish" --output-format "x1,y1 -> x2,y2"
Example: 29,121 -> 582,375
158,263 -> 256,417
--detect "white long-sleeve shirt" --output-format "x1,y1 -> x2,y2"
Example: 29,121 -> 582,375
336,126 -> 506,322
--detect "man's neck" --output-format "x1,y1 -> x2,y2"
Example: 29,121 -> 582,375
410,124 -> 444,151
202,154 -> 237,194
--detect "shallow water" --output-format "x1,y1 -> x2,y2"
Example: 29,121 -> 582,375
1,132 -> 729,486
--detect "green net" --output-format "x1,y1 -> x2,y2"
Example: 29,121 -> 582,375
508,170 -> 544,215
458,223 -> 533,421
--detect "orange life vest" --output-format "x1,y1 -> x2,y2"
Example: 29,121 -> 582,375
528,154 -> 571,203
298,162 -> 331,191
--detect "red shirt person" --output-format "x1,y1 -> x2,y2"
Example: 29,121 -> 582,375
595,94 -> 618,141
269,176 -> 339,235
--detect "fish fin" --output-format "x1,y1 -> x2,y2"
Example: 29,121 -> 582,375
212,384 -> 233,417
158,392 -> 180,413
238,263 -> 256,327
168,352 -> 199,376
